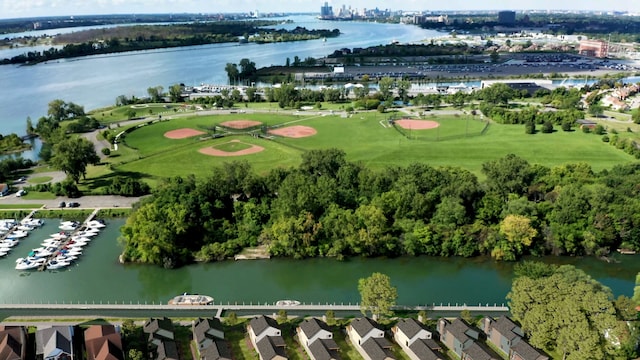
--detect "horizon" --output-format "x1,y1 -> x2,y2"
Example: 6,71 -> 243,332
1,0 -> 640,20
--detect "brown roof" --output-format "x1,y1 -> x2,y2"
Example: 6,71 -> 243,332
511,340 -> 548,360
0,331 -> 22,360
85,325 -> 124,360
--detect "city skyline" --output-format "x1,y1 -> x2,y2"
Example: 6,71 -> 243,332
2,0 -> 640,20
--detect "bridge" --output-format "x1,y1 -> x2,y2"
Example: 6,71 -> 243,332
0,302 -> 509,319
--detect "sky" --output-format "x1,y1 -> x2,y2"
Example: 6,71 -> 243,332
1,0 -> 640,19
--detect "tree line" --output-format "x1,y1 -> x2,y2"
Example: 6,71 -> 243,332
119,149 -> 640,268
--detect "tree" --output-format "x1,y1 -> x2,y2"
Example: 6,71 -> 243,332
225,63 -> 239,84
632,108 -> 640,124
168,84 -> 183,103
378,77 -> 394,102
524,121 -> 536,134
508,264 -> 622,360
101,148 -> 111,156
541,121 -> 553,133
481,154 -> 533,199
358,272 -> 397,319
26,116 -> 34,134
50,137 -> 100,183
147,86 -> 164,102
588,103 -> 604,117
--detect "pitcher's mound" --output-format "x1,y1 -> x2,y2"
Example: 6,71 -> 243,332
220,120 -> 262,129
395,119 -> 440,130
269,125 -> 317,138
164,128 -> 206,139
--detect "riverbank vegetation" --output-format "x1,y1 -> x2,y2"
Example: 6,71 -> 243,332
118,148 -> 640,268
0,21 -> 340,65
508,262 -> 639,359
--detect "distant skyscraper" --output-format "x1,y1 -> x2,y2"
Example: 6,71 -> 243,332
320,2 -> 333,19
498,10 -> 516,24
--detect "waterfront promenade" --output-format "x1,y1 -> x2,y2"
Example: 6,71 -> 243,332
0,301 -> 509,319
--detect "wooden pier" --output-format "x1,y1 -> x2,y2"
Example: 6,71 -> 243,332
36,209 -> 101,271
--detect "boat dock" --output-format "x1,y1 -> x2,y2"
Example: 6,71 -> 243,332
36,209 -> 101,271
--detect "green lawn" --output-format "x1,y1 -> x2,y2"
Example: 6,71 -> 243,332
81,109 -> 639,191
21,191 -> 56,200
215,141 -> 254,152
27,176 -> 53,184
0,204 -> 43,209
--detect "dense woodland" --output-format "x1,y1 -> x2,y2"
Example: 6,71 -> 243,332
1,21 -> 340,65
119,148 -> 640,268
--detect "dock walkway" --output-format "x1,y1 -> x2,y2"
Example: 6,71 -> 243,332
36,209 -> 101,271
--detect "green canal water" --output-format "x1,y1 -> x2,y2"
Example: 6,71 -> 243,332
0,219 -> 637,306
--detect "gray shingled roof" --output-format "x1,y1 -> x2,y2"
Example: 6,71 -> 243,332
194,317 -> 224,343
421,338 -> 441,351
462,342 -> 496,360
360,338 -> 395,360
156,340 -> 179,360
350,318 -> 380,338
144,317 -> 174,335
308,339 -> 340,360
299,318 -> 332,339
36,326 -> 73,358
395,318 -> 427,339
492,316 -> 520,341
445,319 -> 473,343
511,339 -> 548,360
256,336 -> 287,360
408,339 -> 442,360
199,338 -> 233,360
250,316 -> 280,338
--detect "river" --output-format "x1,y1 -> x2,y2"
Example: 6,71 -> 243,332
0,16 -> 439,136
0,218 -> 637,306
0,17 -> 637,308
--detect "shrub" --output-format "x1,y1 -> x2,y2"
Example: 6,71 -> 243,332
101,148 -> 111,156
561,122 -> 572,132
593,124 -> 606,135
602,135 -> 610,142
542,121 -> 553,133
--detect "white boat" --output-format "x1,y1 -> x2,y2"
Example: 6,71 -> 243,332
0,250 -> 8,257
68,242 -> 87,248
86,220 -> 106,228
41,241 -> 61,247
168,293 -> 214,305
66,249 -> 82,256
77,230 -> 98,238
16,224 -> 34,231
6,230 -> 28,239
47,259 -> 71,270
59,224 -> 78,231
60,221 -> 78,227
275,300 -> 301,306
0,239 -> 19,248
15,258 -> 45,270
50,232 -> 68,240
21,218 -> 43,227
56,254 -> 77,262
71,236 -> 91,243
33,247 -> 56,257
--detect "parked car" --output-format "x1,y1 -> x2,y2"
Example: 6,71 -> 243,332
58,201 -> 66,208
15,189 -> 26,197
67,202 -> 80,208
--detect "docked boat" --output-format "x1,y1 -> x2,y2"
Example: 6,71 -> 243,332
16,224 -> 34,231
86,220 -> 106,228
21,218 -> 43,227
77,230 -> 99,237
7,230 -> 29,239
47,259 -> 71,270
275,300 -> 301,306
59,224 -> 78,231
15,258 -> 45,270
168,293 -> 214,305
0,239 -> 19,248
50,232 -> 68,240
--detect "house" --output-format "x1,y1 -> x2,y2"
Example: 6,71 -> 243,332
192,317 -> 232,360
84,325 -> 125,360
297,318 -> 340,360
392,318 -> 443,360
248,316 -> 287,360
0,325 -> 27,360
461,342 -> 499,360
36,326 -> 74,360
482,316 -> 548,360
144,317 -> 178,360
347,318 -> 395,360
0,184 -> 8,197
437,318 -> 479,358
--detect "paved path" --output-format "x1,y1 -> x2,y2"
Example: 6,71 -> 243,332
0,194 -> 141,209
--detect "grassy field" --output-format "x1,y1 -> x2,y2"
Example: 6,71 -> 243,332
95,109 -> 638,186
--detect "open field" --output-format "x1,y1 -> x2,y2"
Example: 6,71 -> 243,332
103,110 -> 636,184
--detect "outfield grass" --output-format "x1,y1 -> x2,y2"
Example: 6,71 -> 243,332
95,109 -> 638,187
21,192 -> 56,200
215,141 -> 254,152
